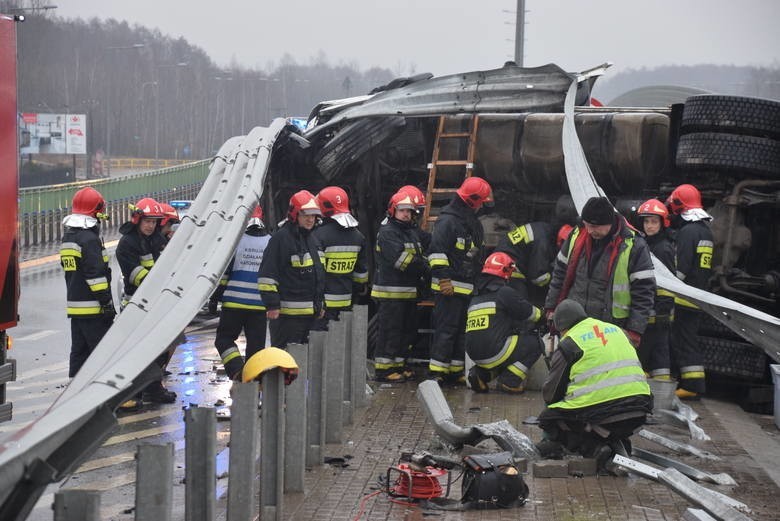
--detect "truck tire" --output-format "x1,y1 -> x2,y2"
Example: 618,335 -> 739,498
699,335 -> 767,381
676,132 -> 780,177
681,95 -> 780,139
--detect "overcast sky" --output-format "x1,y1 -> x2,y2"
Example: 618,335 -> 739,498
56,0 -> 779,78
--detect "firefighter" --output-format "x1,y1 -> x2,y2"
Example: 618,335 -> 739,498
116,197 -> 167,307
494,221 -> 556,306
544,196 -> 656,349
159,203 -> 180,242
398,184 -> 432,251
312,186 -> 368,327
371,191 -> 428,382
428,176 -> 493,383
465,252 -> 543,393
116,197 -> 175,405
258,190 -> 325,349
60,187 -> 115,377
636,199 -> 675,380
210,205 -> 270,380
665,184 -> 713,399
537,299 -> 652,472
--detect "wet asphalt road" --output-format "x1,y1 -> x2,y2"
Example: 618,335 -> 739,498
3,257 -> 233,520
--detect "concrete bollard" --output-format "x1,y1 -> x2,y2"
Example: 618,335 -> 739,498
351,305 -> 369,408
284,343 -> 308,492
341,312 -> 354,425
260,369 -> 285,521
135,443 -> 174,521
185,407 -> 216,521
306,331 -> 326,468
323,318 -> 346,444
227,382 -> 259,521
54,490 -> 100,521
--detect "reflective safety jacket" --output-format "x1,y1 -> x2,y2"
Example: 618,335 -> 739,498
258,221 -> 324,316
545,317 -> 650,409
116,222 -> 166,297
495,221 -> 555,289
544,218 -> 655,334
645,230 -> 676,320
60,223 -> 113,318
371,217 -> 427,300
428,197 -> 484,296
465,276 -> 541,370
217,231 -> 271,311
673,220 -> 713,309
312,218 -> 368,309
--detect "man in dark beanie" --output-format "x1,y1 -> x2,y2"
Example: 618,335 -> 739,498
536,299 -> 652,473
544,196 -> 655,348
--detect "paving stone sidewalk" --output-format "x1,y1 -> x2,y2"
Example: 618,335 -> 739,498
281,380 -> 780,521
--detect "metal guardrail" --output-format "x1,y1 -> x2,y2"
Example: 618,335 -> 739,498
17,160 -> 210,247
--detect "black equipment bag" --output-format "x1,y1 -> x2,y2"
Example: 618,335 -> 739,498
461,451 -> 529,509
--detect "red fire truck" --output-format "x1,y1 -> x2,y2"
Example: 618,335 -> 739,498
0,13 -> 20,422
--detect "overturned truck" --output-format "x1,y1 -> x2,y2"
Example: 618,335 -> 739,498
263,63 -> 780,405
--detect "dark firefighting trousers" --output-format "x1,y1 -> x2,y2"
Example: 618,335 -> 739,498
671,307 -> 705,393
469,332 -> 544,389
215,308 -> 268,379
429,294 -> 469,377
69,316 -> 113,377
269,315 -> 314,350
311,308 -> 343,331
637,317 -> 672,379
374,300 -> 417,376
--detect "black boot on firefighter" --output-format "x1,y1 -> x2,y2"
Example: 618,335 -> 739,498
220,346 -> 246,382
467,366 -> 490,393
142,380 -> 177,404
496,372 -> 526,394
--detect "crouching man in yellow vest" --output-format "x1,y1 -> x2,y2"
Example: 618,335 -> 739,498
536,299 -> 652,473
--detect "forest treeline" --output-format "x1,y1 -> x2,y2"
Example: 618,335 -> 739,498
7,2 -> 778,162
9,4 -> 396,160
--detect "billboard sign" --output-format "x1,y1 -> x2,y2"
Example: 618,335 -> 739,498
65,113 -> 87,154
19,112 -> 87,155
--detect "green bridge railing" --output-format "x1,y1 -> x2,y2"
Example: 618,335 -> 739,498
19,160 -> 210,247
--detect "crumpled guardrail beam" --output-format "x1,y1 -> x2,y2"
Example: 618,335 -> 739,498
0,120 -> 294,519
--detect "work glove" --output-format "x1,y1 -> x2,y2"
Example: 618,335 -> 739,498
545,309 -> 557,336
438,278 -> 454,296
625,329 -> 641,348
207,299 -> 219,315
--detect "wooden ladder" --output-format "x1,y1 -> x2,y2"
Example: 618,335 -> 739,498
421,114 -> 480,231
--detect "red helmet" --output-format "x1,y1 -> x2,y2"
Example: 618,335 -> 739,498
317,186 -> 350,217
637,198 -> 670,227
248,205 -> 264,228
131,197 -> 164,225
288,190 -> 321,221
482,252 -> 516,280
456,176 -> 493,209
399,185 -> 426,210
556,224 -> 574,248
665,184 -> 703,215
160,203 -> 180,226
72,187 -> 106,218
387,191 -> 416,216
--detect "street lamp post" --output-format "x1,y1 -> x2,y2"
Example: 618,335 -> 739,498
155,62 -> 189,160
104,43 -> 144,176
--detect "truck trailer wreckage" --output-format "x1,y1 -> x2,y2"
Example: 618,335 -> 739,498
1,62 -> 779,519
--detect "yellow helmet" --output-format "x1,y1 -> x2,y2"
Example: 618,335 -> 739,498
242,347 -> 299,385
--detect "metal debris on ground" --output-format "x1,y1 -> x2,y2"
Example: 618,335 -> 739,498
613,456 -> 752,521
654,409 -> 711,441
633,447 -> 737,485
638,429 -> 721,460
